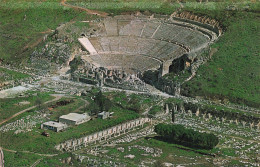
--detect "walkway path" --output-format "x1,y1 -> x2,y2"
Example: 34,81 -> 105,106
61,0 -> 108,17
31,158 -> 43,167
2,148 -> 58,157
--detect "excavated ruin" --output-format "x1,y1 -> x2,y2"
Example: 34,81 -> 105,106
71,13 -> 221,92
79,13 -> 220,75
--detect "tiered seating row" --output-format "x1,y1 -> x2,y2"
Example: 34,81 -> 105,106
88,54 -> 161,73
102,16 -> 211,52
119,20 -> 146,37
141,21 -> 161,38
89,36 -> 182,61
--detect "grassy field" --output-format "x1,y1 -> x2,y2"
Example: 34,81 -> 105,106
0,0 -> 94,64
68,0 -> 180,15
3,150 -> 42,167
0,91 -> 55,123
0,67 -> 30,82
106,91 -> 159,114
48,97 -> 85,121
34,137 -> 246,166
0,102 -> 139,154
181,11 -> 260,108
68,0 -> 260,15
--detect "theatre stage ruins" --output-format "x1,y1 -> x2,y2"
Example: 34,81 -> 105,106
69,13 -> 220,93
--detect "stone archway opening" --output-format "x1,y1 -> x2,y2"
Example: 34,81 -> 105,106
169,58 -> 185,74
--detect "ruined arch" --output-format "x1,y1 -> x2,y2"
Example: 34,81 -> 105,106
169,57 -> 185,74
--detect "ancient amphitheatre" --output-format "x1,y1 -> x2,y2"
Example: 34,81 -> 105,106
0,0 -> 259,166
79,12 -> 220,76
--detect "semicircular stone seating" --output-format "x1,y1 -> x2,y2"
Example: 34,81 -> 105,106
80,15 -> 216,74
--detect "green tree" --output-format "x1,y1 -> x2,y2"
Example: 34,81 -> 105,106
94,91 -> 112,111
171,110 -> 175,123
130,103 -> 142,114
35,98 -> 43,110
154,123 -> 219,149
89,102 -> 100,116
69,56 -> 82,73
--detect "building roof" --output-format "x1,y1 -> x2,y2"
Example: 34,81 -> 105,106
59,113 -> 89,122
43,121 -> 66,128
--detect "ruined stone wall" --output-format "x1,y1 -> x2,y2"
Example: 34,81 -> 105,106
154,45 -> 210,96
74,64 -> 148,92
0,147 -> 4,167
0,65 -> 41,91
171,11 -> 222,36
55,117 -> 151,152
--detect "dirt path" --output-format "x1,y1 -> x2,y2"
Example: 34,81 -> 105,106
2,148 -> 58,157
23,0 -> 109,52
0,94 -> 64,126
22,29 -> 52,52
61,0 -> 108,17
31,158 -> 43,167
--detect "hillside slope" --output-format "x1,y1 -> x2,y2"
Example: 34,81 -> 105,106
0,0 -> 91,64
182,12 -> 260,108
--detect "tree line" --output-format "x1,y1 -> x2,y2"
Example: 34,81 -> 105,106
154,123 -> 219,149
88,90 -> 113,115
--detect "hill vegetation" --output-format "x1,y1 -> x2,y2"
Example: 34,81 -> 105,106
0,67 -> 30,82
0,0 -> 92,64
181,11 -> 260,108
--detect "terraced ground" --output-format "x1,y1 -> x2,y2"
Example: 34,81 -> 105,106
82,14 -> 215,74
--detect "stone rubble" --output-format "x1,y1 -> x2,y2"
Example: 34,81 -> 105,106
0,112 -> 48,133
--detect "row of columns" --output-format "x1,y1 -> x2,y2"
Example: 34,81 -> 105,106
55,118 -> 151,151
177,107 -> 260,130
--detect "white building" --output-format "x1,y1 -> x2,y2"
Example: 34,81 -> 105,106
98,111 -> 111,119
59,113 -> 90,126
41,121 -> 67,132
